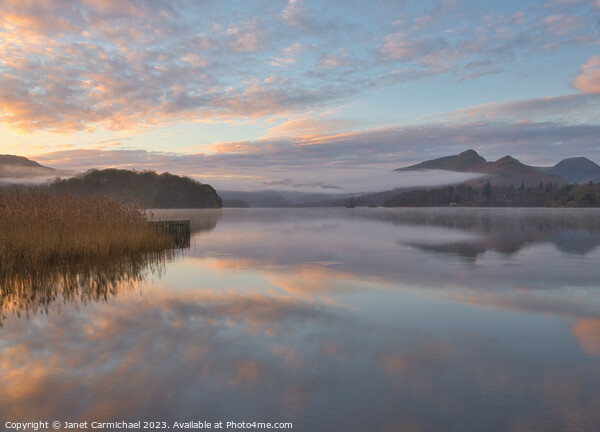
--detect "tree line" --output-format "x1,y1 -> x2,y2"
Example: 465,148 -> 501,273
383,182 -> 600,207
43,169 -> 222,208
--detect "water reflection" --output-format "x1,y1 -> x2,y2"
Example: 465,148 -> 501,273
148,208 -> 222,235
184,208 -> 600,294
2,284 -> 599,431
365,208 -> 600,257
0,252 -> 171,326
0,220 -> 196,324
1,208 -> 600,431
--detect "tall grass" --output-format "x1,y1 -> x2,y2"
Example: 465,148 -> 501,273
0,189 -> 176,324
0,189 -> 173,270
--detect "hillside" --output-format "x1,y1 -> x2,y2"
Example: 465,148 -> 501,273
537,157 -> 600,184
0,154 -> 45,168
396,149 -> 487,172
478,155 -> 559,186
45,169 -> 222,208
397,150 -> 564,187
0,154 -> 74,181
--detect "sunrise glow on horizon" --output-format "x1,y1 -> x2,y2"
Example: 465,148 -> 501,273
1,0 -> 599,191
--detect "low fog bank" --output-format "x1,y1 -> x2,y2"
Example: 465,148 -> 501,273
217,169 -> 485,207
213,169 -> 484,196
0,166 -> 76,185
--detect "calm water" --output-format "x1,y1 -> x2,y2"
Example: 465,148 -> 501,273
2,208 -> 600,431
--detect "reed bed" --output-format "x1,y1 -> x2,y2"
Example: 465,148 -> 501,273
0,189 -> 173,271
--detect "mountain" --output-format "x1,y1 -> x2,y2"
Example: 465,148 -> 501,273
536,157 -> 600,184
0,154 -> 74,181
0,154 -> 45,168
396,149 -> 487,172
479,155 -> 560,186
46,169 -> 222,208
397,150 -> 562,187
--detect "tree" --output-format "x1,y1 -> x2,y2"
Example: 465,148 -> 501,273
482,181 -> 492,199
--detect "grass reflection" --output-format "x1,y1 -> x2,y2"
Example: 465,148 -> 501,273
0,190 -> 183,324
0,251 -> 174,325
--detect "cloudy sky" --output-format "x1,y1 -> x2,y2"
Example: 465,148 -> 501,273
0,0 -> 599,192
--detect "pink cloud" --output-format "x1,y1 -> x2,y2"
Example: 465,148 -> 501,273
33,118 -> 600,183
226,24 -> 267,53
544,14 -> 584,35
0,0 -> 597,136
268,43 -> 306,68
572,56 -> 600,94
316,48 -> 358,70
281,0 -> 305,28
379,33 -> 424,60
266,116 -> 353,139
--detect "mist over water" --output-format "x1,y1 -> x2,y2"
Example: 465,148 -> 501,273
2,208 -> 599,431
211,168 -> 484,195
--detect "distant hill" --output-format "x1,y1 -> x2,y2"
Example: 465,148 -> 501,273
0,154 -> 45,168
536,157 -> 600,184
397,150 -> 563,187
222,199 -> 250,208
0,154 -> 74,181
477,155 -> 560,186
396,149 -> 487,172
218,190 -> 291,207
46,169 -> 222,208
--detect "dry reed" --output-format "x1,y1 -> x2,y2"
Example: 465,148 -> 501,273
0,189 -> 173,271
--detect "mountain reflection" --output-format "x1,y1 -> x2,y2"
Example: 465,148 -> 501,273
186,208 -> 600,294
351,207 -> 600,257
185,207 -> 600,258
3,208 -> 600,431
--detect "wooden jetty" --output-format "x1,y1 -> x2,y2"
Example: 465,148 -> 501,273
148,220 -> 191,248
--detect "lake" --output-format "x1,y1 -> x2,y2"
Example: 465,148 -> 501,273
1,208 -> 600,431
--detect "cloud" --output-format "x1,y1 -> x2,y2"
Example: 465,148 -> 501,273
266,115 -> 354,138
379,33 -> 450,62
32,117 -> 600,193
376,2 -> 596,83
425,92 -> 600,124
226,21 -> 270,53
572,56 -> 600,94
281,0 -> 305,28
544,14 -> 584,35
0,0 -> 596,135
268,42 -> 307,68
316,48 -> 359,70
0,0 -> 391,134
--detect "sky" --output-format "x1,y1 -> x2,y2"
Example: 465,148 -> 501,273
0,0 -> 599,193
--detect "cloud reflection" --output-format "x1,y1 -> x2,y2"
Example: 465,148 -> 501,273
2,208 -> 600,431
572,319 -> 600,357
2,283 -> 599,431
